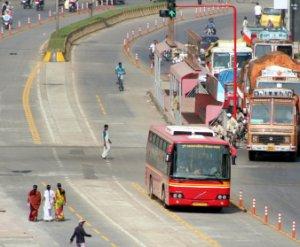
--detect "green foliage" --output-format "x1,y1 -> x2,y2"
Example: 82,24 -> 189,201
47,3 -> 164,52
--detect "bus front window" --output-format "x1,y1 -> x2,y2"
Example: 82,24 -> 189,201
173,144 -> 230,180
250,101 -> 271,124
236,52 -> 252,68
213,53 -> 230,69
273,102 -> 294,124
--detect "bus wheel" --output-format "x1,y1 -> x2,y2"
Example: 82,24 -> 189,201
148,177 -> 154,199
161,188 -> 168,209
248,151 -> 256,161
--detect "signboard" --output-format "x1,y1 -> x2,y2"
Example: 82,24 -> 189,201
253,88 -> 293,98
185,29 -> 201,71
258,30 -> 289,40
274,0 -> 288,9
262,66 -> 297,77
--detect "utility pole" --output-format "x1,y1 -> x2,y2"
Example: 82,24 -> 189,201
56,0 -> 59,31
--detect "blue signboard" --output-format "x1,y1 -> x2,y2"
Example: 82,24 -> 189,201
259,30 -> 289,40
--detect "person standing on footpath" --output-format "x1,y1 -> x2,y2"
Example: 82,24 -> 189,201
27,185 -> 42,222
70,219 -> 92,247
254,2 -> 262,27
101,124 -> 112,159
43,184 -> 55,222
55,183 -> 66,221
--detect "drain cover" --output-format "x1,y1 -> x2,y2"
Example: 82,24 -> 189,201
11,170 -> 32,174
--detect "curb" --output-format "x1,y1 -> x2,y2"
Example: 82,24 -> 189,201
43,51 -> 65,62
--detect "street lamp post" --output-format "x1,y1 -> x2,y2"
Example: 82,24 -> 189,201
55,0 -> 59,31
175,3 -> 238,118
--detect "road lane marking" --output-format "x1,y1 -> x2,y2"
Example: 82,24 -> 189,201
22,62 -> 42,144
131,182 -> 221,247
112,176 -> 178,231
65,178 -> 146,247
71,62 -> 99,145
96,94 -> 107,115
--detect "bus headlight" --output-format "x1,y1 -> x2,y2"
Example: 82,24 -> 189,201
217,194 -> 229,200
252,135 -> 258,143
171,193 -> 184,199
284,136 -> 290,144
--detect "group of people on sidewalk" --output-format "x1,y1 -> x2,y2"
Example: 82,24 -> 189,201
27,183 -> 66,222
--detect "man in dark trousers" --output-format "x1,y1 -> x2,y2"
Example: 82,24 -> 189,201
70,219 -> 92,246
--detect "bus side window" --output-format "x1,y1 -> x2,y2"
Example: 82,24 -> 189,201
163,141 -> 168,152
148,132 -> 153,143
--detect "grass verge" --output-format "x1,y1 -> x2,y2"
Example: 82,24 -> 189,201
48,2 -> 165,52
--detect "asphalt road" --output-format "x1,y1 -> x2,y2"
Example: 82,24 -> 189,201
0,0 -> 299,246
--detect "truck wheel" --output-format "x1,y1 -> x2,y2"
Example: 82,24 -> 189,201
288,152 -> 297,162
248,151 -> 256,161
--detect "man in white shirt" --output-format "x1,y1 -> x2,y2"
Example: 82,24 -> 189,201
254,2 -> 262,27
102,124 -> 112,159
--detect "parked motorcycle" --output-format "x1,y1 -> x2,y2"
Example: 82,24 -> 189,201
35,0 -> 44,11
2,14 -> 12,30
21,0 -> 32,9
69,1 -> 77,12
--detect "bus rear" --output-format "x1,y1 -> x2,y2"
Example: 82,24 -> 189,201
145,125 -> 231,209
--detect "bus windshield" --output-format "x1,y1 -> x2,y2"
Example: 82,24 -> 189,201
173,144 -> 230,180
273,102 -> 294,124
255,44 -> 272,58
262,8 -> 281,15
236,52 -> 252,68
213,53 -> 230,68
250,101 -> 271,124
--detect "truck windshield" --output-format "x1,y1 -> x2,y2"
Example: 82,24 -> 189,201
273,102 -> 294,124
277,45 -> 293,57
236,52 -> 252,68
172,144 -> 230,180
257,82 -> 300,95
251,101 -> 271,124
255,44 -> 272,58
262,8 -> 281,15
213,53 -> 230,68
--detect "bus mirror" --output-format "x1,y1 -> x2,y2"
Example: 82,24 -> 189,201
165,154 -> 172,162
166,144 -> 174,154
165,144 -> 174,162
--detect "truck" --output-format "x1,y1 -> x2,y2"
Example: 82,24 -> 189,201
242,51 -> 300,97
242,52 -> 300,160
247,88 -> 299,161
242,27 -> 294,59
209,40 -> 253,78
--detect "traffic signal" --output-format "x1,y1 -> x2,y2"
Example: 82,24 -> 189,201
159,0 -> 176,18
167,0 -> 176,18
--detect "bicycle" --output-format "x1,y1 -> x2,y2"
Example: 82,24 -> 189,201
117,74 -> 124,91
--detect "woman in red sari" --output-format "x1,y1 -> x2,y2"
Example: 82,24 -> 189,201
27,185 -> 42,221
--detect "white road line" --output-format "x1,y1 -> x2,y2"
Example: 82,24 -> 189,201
66,178 -> 147,247
36,65 -> 58,144
71,54 -> 99,146
50,147 -> 146,246
112,176 -> 179,231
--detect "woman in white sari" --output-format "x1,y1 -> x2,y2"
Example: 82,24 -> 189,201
43,185 -> 55,221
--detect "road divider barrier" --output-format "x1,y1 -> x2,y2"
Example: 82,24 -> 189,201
292,221 -> 296,239
264,206 -> 269,224
252,198 -> 256,215
277,213 -> 282,231
45,2 -> 166,61
0,2 -> 115,42
43,50 -> 65,62
238,190 -> 244,208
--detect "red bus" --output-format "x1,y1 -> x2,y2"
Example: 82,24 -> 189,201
145,125 -> 231,209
